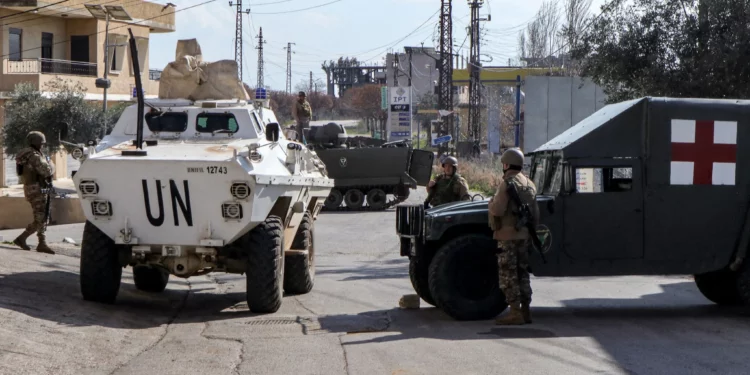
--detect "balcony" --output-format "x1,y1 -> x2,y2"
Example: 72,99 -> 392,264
4,58 -> 97,77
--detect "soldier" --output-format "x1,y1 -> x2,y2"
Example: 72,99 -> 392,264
292,91 -> 312,143
425,156 -> 470,208
13,131 -> 55,255
488,148 -> 538,325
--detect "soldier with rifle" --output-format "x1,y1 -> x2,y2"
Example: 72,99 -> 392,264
424,156 -> 470,208
487,148 -> 540,325
12,131 -> 56,255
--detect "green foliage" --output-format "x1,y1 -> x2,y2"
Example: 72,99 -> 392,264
572,0 -> 750,102
3,77 -> 125,156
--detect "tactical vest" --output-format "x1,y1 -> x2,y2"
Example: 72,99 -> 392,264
16,148 -> 46,186
489,173 -> 538,231
431,174 -> 462,206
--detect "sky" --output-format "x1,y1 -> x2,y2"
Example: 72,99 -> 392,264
146,0 -> 607,93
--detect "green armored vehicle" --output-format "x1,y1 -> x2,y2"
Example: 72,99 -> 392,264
396,97 -> 750,320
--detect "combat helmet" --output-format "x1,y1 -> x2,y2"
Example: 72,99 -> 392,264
26,131 -> 46,148
442,156 -> 458,167
500,148 -> 524,166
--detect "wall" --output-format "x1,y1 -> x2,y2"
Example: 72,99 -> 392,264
523,75 -> 608,153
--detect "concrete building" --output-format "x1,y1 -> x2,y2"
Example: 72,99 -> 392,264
0,0 -> 176,186
385,46 -> 441,105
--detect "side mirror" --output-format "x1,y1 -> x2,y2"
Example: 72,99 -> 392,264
266,122 -> 280,142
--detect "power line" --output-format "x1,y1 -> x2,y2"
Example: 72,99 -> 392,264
1,0 -> 140,29
0,0 -> 69,21
250,0 -> 345,15
0,0 -> 218,60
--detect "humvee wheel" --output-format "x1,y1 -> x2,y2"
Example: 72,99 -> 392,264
428,234 -> 507,320
284,211 -> 315,294
694,269 -> 741,305
133,265 -> 170,293
80,220 -> 123,304
325,189 -> 343,209
409,255 -> 436,306
366,188 -> 387,210
735,262 -> 750,306
344,189 -> 364,209
244,215 -> 285,313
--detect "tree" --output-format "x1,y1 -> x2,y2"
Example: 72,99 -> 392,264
572,0 -> 750,103
3,77 -> 125,156
340,84 -> 387,135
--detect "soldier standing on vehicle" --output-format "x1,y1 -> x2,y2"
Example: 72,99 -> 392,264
292,91 -> 312,143
488,148 -> 538,325
425,156 -> 470,208
13,131 -> 56,255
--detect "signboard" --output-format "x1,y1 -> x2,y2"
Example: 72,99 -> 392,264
432,135 -> 452,146
381,86 -> 388,110
575,168 -> 595,193
386,86 -> 412,142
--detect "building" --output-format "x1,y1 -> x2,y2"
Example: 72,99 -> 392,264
0,0 -> 176,186
385,46 -> 441,106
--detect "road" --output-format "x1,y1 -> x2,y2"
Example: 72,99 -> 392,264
1,189 -> 749,375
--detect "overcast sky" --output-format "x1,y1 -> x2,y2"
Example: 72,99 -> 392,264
147,0 -> 606,92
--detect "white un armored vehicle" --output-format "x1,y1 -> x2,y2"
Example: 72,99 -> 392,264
69,35 -> 333,313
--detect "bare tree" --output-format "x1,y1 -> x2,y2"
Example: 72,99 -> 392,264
517,30 -> 527,64
559,0 -> 593,75
537,0 -> 562,69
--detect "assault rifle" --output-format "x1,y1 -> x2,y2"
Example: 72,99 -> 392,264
507,182 -> 547,264
42,176 -> 55,229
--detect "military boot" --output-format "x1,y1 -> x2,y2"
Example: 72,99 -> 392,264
35,236 -> 55,255
494,303 -> 525,325
13,230 -> 32,250
521,301 -> 532,324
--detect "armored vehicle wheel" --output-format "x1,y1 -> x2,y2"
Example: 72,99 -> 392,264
344,189 -> 364,209
366,189 -> 387,210
428,234 -> 507,320
325,189 -> 343,209
694,269 -> 741,305
244,215 -> 285,313
284,211 -> 315,294
735,262 -> 750,306
133,265 -> 170,293
80,220 -> 123,304
409,255 -> 436,306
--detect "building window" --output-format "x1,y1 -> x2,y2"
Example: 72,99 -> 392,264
107,34 -> 127,72
9,28 -> 22,61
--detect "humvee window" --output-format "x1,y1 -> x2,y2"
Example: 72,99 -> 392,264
575,167 -> 633,193
196,113 -> 239,133
145,112 -> 188,132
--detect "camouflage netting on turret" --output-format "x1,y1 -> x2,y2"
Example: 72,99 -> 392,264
158,38 -> 249,101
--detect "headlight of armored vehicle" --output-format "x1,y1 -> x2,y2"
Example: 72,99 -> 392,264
91,200 -> 112,217
230,182 -> 251,200
71,147 -> 84,160
78,180 -> 99,197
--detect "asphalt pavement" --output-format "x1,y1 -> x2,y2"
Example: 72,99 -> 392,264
1,189 -> 749,375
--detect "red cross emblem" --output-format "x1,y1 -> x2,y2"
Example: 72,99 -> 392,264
670,119 -> 737,185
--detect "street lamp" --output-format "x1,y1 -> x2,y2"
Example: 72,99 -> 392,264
84,4 -> 133,138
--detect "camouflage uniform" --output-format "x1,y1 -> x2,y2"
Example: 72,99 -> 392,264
426,156 -> 470,207
292,91 -> 312,142
488,148 -> 537,325
13,131 -> 55,254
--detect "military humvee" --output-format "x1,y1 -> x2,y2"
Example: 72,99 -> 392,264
396,97 -> 750,320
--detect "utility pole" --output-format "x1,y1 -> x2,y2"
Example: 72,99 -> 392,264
284,42 -> 295,94
309,71 -> 313,93
393,52 -> 399,86
256,27 -> 266,89
467,0 -> 488,157
438,0 -> 454,156
229,1 -> 250,82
